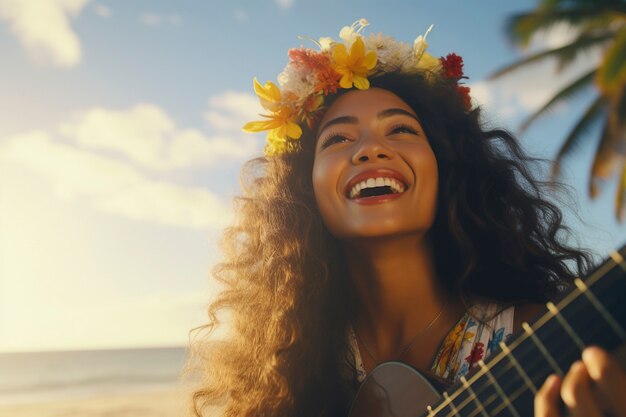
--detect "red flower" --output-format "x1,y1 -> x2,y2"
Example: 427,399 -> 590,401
457,85 -> 472,110
465,342 -> 484,366
440,53 -> 464,79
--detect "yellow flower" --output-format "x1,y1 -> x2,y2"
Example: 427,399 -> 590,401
242,106 -> 302,141
265,132 -> 290,156
243,77 -> 303,152
253,78 -> 282,112
416,51 -> 443,82
331,36 -> 377,90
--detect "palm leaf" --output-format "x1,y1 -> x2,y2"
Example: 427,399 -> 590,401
521,68 -> 597,132
506,7 -> 623,47
541,0 -> 626,8
589,105 -> 623,197
555,27 -> 618,72
551,95 -> 607,178
490,32 -> 612,79
616,160 -> 626,221
597,27 -> 626,92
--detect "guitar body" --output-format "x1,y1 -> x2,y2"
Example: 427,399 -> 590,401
348,362 -> 441,417
349,247 -> 626,417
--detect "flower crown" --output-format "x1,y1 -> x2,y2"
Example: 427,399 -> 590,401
243,19 -> 471,156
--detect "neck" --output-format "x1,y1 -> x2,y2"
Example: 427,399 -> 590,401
345,233 -> 458,357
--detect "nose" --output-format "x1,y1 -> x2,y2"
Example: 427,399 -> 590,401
351,134 -> 393,164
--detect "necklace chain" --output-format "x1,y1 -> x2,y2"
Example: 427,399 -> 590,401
354,307 -> 445,365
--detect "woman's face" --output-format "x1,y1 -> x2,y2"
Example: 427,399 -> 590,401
312,88 -> 439,241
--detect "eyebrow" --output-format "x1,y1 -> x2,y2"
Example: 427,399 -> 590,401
377,108 -> 421,123
317,108 -> 421,134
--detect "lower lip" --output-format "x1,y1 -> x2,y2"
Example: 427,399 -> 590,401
350,192 -> 404,205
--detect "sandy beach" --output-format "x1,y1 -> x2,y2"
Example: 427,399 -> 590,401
0,388 -> 190,417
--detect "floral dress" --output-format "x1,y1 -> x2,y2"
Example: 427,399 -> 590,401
348,303 -> 515,384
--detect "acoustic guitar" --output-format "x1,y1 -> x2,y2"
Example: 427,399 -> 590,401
349,245 -> 626,417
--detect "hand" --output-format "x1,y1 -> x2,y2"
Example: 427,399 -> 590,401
534,346 -> 626,416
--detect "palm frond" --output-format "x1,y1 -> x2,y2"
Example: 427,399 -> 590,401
552,95 -> 607,178
542,0 -> 626,8
555,27 -> 619,71
506,7 -> 620,47
490,32 -> 612,79
597,27 -> 626,92
521,69 -> 597,132
589,106 -> 623,197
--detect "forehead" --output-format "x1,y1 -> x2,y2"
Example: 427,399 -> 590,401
318,88 -> 416,126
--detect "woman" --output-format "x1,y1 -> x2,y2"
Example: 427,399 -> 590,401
189,20 -> 626,417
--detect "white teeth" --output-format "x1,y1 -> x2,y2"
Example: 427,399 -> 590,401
349,177 -> 406,199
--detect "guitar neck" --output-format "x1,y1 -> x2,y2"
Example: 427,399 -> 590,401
424,246 -> 626,417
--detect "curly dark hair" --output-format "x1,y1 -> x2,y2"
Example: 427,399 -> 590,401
187,71 -> 591,417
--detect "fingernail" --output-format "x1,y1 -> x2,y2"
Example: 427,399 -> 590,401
582,346 -> 603,379
582,346 -> 600,362
545,374 -> 559,389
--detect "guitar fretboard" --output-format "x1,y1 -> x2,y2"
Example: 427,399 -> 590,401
423,246 -> 626,417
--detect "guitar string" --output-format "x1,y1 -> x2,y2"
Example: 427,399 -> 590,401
424,253 -> 625,417
428,260 -> 621,416
349,251 -> 623,416
433,271 -> 625,417
440,344 -> 567,417
433,296 -> 621,417
436,303 -> 623,417
349,252 -> 624,416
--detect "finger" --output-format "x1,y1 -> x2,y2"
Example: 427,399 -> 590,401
535,374 -> 562,417
560,360 -> 603,417
582,346 -> 626,416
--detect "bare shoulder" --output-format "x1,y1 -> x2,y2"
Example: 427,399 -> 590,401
512,302 -> 546,334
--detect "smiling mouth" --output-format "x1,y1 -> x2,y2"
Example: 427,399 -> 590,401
348,177 -> 406,199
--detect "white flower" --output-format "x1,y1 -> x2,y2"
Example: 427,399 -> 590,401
278,64 -> 317,106
413,24 -> 434,62
318,37 -> 335,51
364,33 -> 412,71
339,18 -> 369,46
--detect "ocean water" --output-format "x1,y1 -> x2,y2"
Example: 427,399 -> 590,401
0,346 -> 188,405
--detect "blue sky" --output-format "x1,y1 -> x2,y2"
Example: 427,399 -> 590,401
0,0 -> 623,352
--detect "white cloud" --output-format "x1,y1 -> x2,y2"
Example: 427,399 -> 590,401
0,0 -> 89,67
275,0 -> 294,9
529,21 -> 579,50
471,45 -> 602,125
204,91 -> 262,132
60,103 -> 257,170
93,3 -> 110,17
0,95 -> 263,229
0,131 -> 233,230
